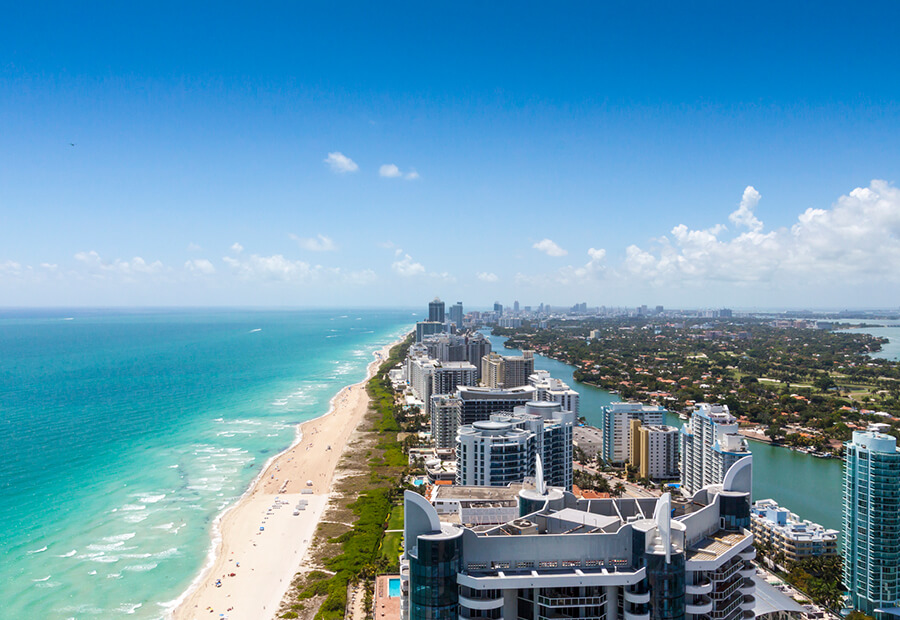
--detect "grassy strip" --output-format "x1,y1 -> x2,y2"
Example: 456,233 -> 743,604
287,334 -> 413,620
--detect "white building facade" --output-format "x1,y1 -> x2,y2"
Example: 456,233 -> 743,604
680,403 -> 749,495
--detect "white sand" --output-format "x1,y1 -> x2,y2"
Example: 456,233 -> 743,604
172,340 -> 400,620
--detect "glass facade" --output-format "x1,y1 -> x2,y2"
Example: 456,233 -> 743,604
409,534 -> 461,620
647,553 -> 685,620
719,494 -> 750,531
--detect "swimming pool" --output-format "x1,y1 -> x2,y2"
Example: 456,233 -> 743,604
412,478 -> 425,486
388,577 -> 401,597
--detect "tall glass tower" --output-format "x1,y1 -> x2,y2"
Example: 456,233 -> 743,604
428,297 -> 445,323
843,431 -> 900,618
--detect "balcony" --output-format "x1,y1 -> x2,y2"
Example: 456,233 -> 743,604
624,590 -> 651,604
738,547 -> 755,561
537,593 -> 606,608
741,594 -> 755,609
739,579 -> 755,596
624,611 -> 650,620
685,596 -> 714,614
739,565 -> 755,579
685,578 -> 713,595
459,594 -> 504,610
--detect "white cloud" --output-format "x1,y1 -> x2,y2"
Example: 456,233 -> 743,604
533,238 -> 568,257
230,242 -> 244,254
324,152 -> 359,174
74,251 -> 164,276
380,164 -> 420,180
379,164 -> 402,178
392,253 -> 426,277
728,186 -> 763,232
291,233 -> 337,252
0,260 -> 24,276
185,258 -> 216,275
622,180 -> 900,285
477,271 -> 499,283
187,242 -> 202,252
223,254 -> 318,282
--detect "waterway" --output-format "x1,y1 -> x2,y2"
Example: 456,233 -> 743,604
485,332 -> 845,532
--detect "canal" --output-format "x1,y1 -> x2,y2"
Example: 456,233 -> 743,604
485,331 -> 844,532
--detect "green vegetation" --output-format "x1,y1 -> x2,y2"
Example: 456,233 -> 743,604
783,556 -> 843,609
498,318 -> 900,452
285,335 -> 414,620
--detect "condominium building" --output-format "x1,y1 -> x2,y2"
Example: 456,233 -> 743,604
455,385 -> 536,427
680,403 -> 749,496
842,431 -> 900,618
465,332 -> 492,381
600,402 -> 666,465
457,402 -> 575,489
402,456 -> 757,620
529,370 -> 580,416
449,301 -> 464,329
415,320 -> 444,343
407,354 -> 477,417
481,350 -> 535,389
430,394 -> 461,450
429,297 -> 445,323
629,420 -> 679,480
750,499 -> 837,569
422,333 -> 467,362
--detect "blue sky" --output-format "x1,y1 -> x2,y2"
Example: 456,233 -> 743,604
2,2 -> 900,308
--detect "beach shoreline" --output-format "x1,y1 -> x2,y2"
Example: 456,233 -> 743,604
170,336 -> 403,620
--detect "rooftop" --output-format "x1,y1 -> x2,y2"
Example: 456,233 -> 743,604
685,530 -> 750,561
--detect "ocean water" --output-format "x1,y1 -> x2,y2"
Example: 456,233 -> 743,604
0,309 -> 412,619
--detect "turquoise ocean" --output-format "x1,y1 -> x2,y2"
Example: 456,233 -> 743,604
0,309 -> 413,619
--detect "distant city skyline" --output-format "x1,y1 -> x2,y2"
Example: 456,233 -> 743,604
3,4 -> 900,308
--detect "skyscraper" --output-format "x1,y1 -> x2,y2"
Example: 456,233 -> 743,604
680,403 -> 750,495
448,301 -> 463,328
428,297 -> 445,323
843,430 -> 900,618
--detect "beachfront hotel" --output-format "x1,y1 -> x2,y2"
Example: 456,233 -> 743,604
456,401 -> 574,489
401,456 -> 757,620
680,404 -> 749,496
600,402 -> 667,465
750,499 -> 838,570
842,430 -> 900,619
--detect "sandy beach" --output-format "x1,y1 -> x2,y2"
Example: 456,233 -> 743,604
172,340 -> 399,620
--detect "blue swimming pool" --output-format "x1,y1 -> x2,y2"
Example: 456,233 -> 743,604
412,478 -> 425,486
388,577 -> 401,597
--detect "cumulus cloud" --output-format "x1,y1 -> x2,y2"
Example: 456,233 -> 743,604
223,254 -> 319,282
187,242 -> 202,252
728,186 -> 763,232
623,180 -> 900,285
75,251 -> 164,276
379,164 -> 420,180
324,152 -> 359,174
379,164 -> 402,178
477,272 -> 499,283
533,238 -> 568,257
185,258 -> 216,275
392,253 -> 426,277
291,233 -> 337,252
230,242 -> 244,254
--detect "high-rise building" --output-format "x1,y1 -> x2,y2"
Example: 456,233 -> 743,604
465,332 -> 491,381
600,402 -> 666,465
428,297 -> 445,323
680,403 -> 749,495
481,351 -> 535,389
415,320 -> 444,342
629,420 -> 680,480
493,301 -> 503,316
528,370 -> 579,415
456,401 -> 574,489
455,385 -> 535,427
408,352 -> 476,417
430,394 -> 461,450
448,301 -> 464,329
513,300 -> 520,313
421,333 -> 467,362
843,431 -> 900,617
401,457 -> 756,620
